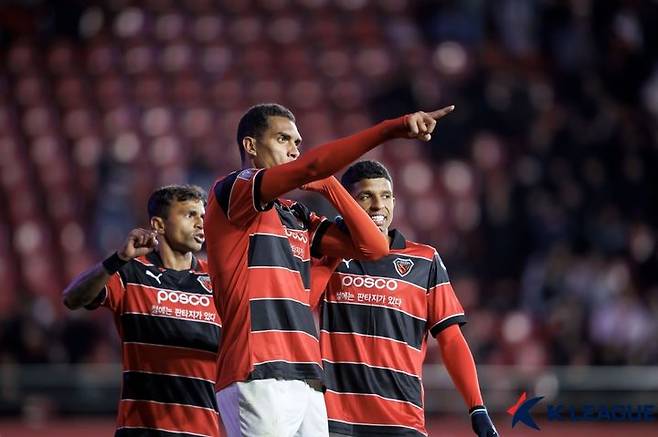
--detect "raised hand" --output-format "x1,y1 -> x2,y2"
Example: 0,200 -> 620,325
118,228 -> 158,261
404,105 -> 455,141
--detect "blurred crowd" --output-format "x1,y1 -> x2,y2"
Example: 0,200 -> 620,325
1,0 -> 657,370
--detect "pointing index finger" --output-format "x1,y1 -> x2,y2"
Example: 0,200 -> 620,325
428,105 -> 455,120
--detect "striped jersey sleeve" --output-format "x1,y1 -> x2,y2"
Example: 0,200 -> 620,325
84,265 -> 129,312
101,269 -> 127,312
427,252 -> 466,337
213,168 -> 273,226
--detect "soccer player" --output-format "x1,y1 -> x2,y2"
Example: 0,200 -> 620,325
205,103 -> 454,437
63,185 -> 224,437
316,161 -> 498,437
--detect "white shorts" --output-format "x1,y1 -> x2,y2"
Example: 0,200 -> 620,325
216,378 -> 329,437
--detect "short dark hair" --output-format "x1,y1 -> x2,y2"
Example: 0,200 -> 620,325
341,160 -> 393,191
236,103 -> 296,163
147,184 -> 207,219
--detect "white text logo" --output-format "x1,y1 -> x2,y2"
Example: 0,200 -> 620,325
284,228 -> 308,243
157,290 -> 211,307
341,275 -> 398,292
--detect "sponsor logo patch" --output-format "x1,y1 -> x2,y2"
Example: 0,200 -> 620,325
237,168 -> 258,180
157,290 -> 211,307
341,274 -> 398,291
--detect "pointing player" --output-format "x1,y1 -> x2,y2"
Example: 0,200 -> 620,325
317,161 -> 498,437
205,103 -> 454,437
63,185 -> 224,437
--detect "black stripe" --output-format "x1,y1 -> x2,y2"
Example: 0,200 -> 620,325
126,272 -> 214,295
310,219 -> 331,258
121,313 -> 220,353
328,420 -> 425,437
428,254 -> 450,288
121,371 -> 217,411
214,171 -> 239,217
116,427 -> 210,437
336,255 -> 433,290
250,299 -> 318,338
248,234 -> 310,288
321,301 -> 425,349
324,361 -> 422,408
429,314 -> 467,337
253,168 -> 275,211
250,361 -> 324,382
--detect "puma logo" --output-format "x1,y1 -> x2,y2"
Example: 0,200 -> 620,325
146,270 -> 163,284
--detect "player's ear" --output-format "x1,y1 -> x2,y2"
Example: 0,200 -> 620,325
150,216 -> 166,235
242,136 -> 257,159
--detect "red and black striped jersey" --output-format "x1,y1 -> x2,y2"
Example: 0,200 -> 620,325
320,230 -> 466,437
205,168 -> 328,391
90,251 -> 223,437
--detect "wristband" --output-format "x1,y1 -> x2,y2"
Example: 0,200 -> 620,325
102,252 -> 128,275
469,405 -> 487,415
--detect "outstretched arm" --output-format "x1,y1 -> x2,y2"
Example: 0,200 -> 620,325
259,107 -> 454,203
62,229 -> 158,309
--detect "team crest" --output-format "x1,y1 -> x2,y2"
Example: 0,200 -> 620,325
393,258 -> 414,277
197,275 -> 213,293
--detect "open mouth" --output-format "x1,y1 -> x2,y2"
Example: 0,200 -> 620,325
193,233 -> 205,244
369,214 -> 387,226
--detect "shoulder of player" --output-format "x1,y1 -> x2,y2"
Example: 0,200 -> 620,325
194,258 -> 209,273
210,169 -> 257,193
393,239 -> 438,260
236,167 -> 265,181
210,170 -> 239,187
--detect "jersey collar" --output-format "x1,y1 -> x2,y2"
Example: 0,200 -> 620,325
146,250 -> 198,271
389,229 -> 406,250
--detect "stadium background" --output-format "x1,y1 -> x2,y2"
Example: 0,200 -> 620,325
1,0 -> 657,435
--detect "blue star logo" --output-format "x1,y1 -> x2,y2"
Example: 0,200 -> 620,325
507,392 -> 544,430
